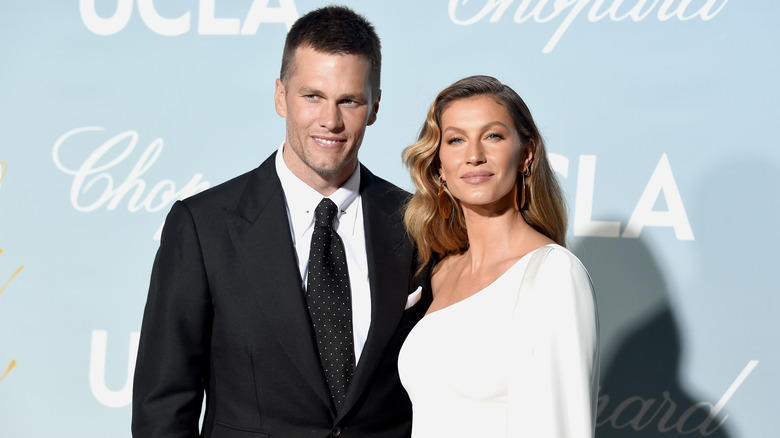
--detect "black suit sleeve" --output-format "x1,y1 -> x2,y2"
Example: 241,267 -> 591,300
132,201 -> 212,437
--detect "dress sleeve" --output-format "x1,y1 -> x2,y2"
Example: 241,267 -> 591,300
132,201 -> 212,438
507,247 -> 599,437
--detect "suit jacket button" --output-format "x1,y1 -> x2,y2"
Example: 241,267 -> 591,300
332,426 -> 342,437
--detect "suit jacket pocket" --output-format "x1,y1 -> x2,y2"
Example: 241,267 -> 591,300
212,422 -> 269,438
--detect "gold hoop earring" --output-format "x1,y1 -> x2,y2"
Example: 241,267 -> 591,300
515,167 -> 531,211
519,171 -> 527,210
523,166 -> 532,209
438,176 -> 452,219
512,172 -> 521,211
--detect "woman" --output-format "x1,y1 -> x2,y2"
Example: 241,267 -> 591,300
398,76 -> 599,437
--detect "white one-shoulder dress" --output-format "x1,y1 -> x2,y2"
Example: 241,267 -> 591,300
398,244 -> 599,438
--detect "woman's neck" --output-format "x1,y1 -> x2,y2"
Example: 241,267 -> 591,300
460,206 -> 542,270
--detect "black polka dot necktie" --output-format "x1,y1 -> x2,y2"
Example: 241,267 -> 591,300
306,198 -> 354,410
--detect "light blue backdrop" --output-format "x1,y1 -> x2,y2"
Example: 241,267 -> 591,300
1,1 -> 777,437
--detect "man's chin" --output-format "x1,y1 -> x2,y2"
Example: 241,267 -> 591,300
310,158 -> 358,177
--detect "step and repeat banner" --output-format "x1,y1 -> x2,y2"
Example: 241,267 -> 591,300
1,1 -> 777,437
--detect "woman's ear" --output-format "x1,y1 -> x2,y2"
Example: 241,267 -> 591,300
436,157 -> 446,183
521,139 -> 535,173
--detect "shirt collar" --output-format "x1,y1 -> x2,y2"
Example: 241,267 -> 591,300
275,143 -> 361,239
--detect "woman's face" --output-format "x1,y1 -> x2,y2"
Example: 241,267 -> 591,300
437,96 -> 529,211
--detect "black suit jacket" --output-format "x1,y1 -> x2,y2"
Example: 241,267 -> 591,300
132,152 -> 430,438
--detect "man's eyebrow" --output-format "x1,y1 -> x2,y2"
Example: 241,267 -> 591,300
298,86 -> 322,95
340,93 -> 366,102
296,86 -> 366,102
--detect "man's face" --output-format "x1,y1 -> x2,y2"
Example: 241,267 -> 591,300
275,46 -> 380,192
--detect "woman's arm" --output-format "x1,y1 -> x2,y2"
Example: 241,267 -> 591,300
508,246 -> 599,437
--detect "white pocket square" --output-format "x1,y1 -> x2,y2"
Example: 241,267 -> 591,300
405,286 -> 423,310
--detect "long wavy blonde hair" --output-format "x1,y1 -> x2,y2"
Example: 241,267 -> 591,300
403,75 -> 568,268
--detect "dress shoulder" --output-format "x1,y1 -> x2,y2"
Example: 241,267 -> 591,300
532,245 -> 594,294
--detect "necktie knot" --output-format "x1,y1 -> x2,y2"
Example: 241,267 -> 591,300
314,198 -> 339,229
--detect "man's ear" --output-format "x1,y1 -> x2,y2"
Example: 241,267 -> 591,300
367,90 -> 381,126
274,78 -> 287,118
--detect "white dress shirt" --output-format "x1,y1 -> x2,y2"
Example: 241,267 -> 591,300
275,144 -> 371,366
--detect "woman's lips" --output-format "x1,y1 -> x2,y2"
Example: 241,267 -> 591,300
460,171 -> 494,184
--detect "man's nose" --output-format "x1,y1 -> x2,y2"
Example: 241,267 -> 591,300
320,103 -> 344,131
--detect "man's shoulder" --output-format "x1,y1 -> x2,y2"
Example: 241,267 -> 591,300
181,153 -> 277,212
359,164 -> 411,205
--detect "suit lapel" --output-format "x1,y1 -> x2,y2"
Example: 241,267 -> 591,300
226,153 -> 331,408
340,166 -> 412,416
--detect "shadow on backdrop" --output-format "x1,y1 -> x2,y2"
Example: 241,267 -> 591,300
573,236 -> 731,438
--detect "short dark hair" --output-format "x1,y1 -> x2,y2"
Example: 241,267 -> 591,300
280,5 -> 381,96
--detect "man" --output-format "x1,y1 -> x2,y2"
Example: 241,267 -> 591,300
132,6 -> 429,438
